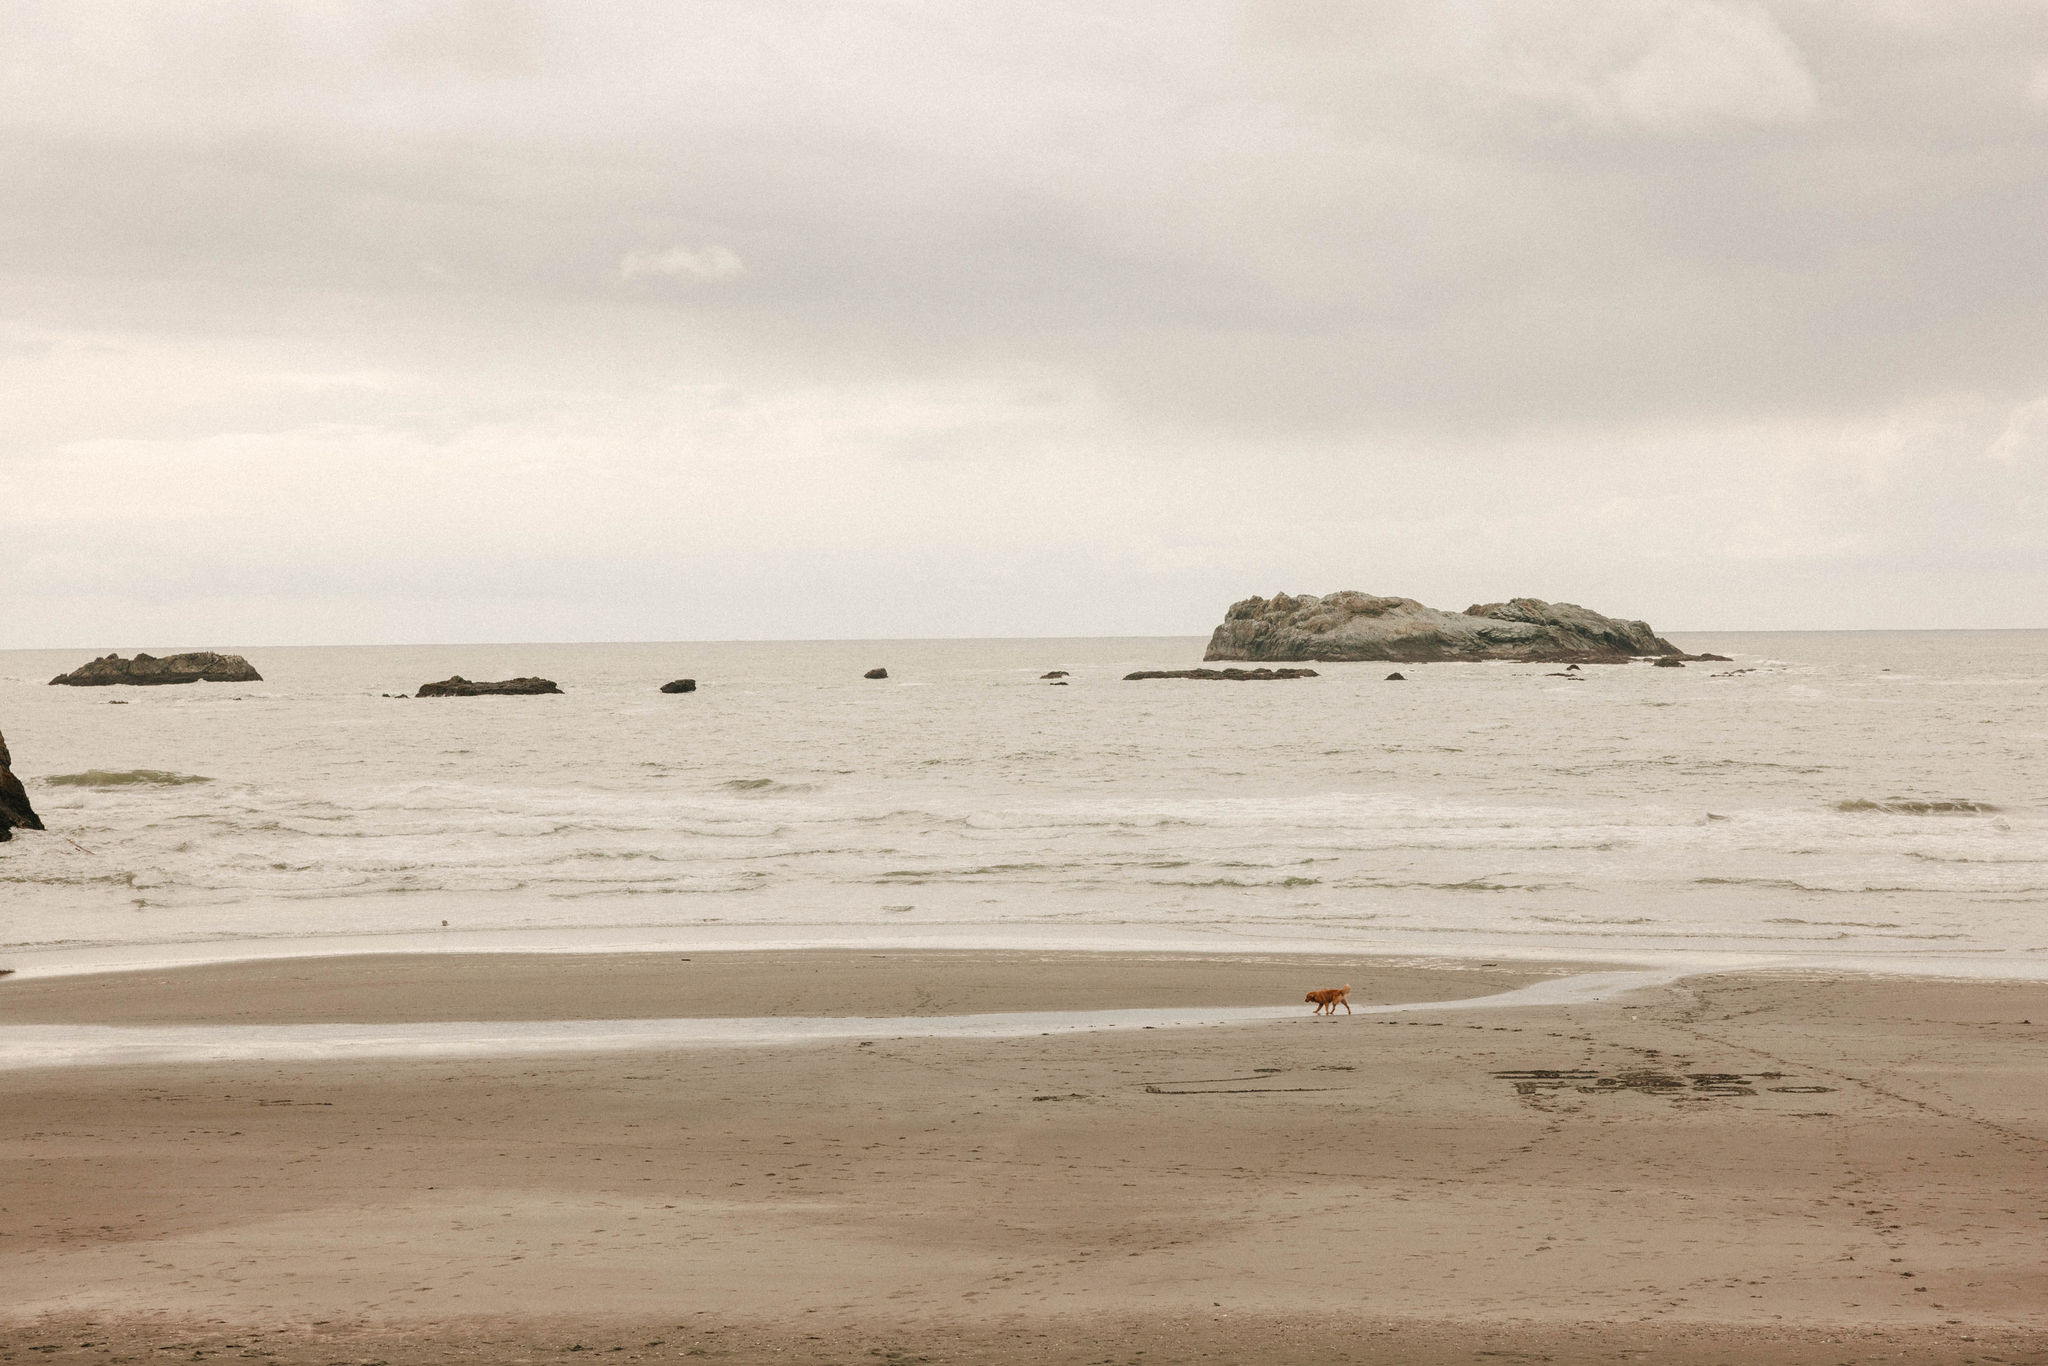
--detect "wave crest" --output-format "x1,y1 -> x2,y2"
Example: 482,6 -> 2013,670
46,769 -> 213,788
720,778 -> 816,795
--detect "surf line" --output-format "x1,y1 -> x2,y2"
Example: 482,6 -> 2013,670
0,968 -> 1682,1072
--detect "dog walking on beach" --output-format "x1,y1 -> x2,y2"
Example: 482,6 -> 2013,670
1305,984 -> 1351,1015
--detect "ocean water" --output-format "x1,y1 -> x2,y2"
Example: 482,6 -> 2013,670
2,633 -> 2046,976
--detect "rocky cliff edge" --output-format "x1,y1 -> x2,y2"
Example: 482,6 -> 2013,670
0,729 -> 43,841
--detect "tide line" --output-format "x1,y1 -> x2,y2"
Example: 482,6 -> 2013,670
0,969 -> 1679,1072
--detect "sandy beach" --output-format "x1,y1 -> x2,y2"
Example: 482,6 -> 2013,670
2,951 -> 2045,1364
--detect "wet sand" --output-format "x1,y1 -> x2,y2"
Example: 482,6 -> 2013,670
0,949 -> 1554,1025
2,951 -> 2045,1364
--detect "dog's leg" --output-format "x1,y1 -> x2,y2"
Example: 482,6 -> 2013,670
1340,997 -> 1351,1014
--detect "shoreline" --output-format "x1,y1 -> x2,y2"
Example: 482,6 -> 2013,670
0,951 -> 1678,1071
0,947 -> 1597,1028
8,922 -> 2048,986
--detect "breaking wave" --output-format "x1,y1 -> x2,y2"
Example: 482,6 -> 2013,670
6,632 -> 2047,967
719,778 -> 816,795
45,769 -> 213,788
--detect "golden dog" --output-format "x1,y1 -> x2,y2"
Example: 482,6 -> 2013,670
1305,984 -> 1351,1015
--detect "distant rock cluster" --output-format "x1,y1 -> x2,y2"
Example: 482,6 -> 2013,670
1204,592 -> 1694,664
416,676 -> 563,697
1124,667 -> 1320,681
48,652 -> 263,686
0,730 -> 43,842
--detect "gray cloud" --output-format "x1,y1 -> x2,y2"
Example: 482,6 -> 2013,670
3,1 -> 2046,643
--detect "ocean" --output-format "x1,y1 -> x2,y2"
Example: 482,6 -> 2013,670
3,632 -> 2045,977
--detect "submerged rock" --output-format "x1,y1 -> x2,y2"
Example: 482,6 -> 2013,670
0,729 -> 43,842
1041,671 -> 1069,679
48,651 -> 262,686
415,676 -> 562,697
1204,592 -> 1690,664
1124,667 -> 1319,681
864,668 -> 889,679
660,679 -> 698,693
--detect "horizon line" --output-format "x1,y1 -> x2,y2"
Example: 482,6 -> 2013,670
7,624 -> 2048,652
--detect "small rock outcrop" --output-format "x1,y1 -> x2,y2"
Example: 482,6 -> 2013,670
1652,657 -> 1686,668
1385,672 -> 1406,681
49,652 -> 262,686
0,730 -> 44,842
1041,671 -> 1069,679
1205,592 -> 1689,664
864,668 -> 889,679
1124,667 -> 1319,681
660,679 -> 698,693
415,676 -> 562,697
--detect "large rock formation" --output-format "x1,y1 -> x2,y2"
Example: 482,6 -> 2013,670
0,730 -> 43,842
49,651 -> 262,686
416,676 -> 562,697
1205,592 -> 1686,664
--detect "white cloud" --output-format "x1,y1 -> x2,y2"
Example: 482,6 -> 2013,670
1602,3 -> 1818,128
1486,1 -> 1818,131
617,244 -> 745,282
1988,395 -> 2048,466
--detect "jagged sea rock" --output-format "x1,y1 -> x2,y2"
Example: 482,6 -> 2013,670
415,676 -> 562,697
660,679 -> 697,693
864,668 -> 889,679
49,651 -> 262,686
0,730 -> 44,842
1124,667 -> 1319,681
1204,592 -> 1687,664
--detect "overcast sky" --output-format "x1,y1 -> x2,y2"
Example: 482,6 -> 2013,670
5,0 -> 2047,647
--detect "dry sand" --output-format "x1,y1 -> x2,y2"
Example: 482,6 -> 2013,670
1,950 -> 2045,1364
